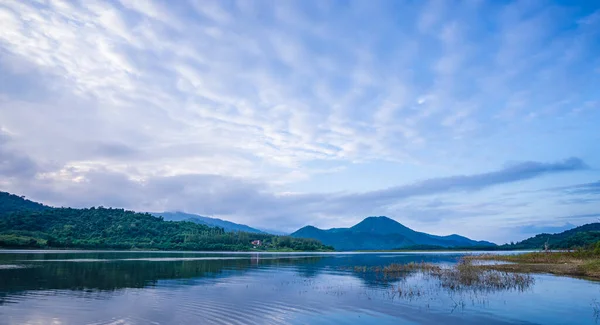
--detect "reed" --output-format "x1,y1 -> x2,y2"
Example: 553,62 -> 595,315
465,250 -> 600,279
430,260 -> 534,292
351,260 -> 534,293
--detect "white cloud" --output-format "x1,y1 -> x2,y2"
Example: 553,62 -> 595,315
0,0 -> 599,237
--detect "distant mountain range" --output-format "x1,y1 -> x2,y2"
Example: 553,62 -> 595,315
151,211 -> 266,234
291,216 -> 496,250
4,190 -> 600,251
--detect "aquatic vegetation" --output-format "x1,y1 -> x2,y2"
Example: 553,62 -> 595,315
592,299 -> 600,321
347,262 -> 441,275
430,260 -> 534,293
465,249 -> 600,279
350,260 -> 534,294
382,262 -> 441,273
387,283 -> 424,300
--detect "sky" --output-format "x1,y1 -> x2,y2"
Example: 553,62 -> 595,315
0,0 -> 599,243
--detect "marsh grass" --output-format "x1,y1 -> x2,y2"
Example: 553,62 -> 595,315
465,251 -> 600,279
350,260 -> 534,294
592,299 -> 600,321
430,260 -> 534,293
581,260 -> 600,278
382,262 -> 441,273
465,252 -> 586,264
387,283 -> 425,301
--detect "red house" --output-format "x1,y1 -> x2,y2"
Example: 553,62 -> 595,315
251,240 -> 262,247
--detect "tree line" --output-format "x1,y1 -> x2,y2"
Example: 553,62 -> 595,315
0,206 -> 333,251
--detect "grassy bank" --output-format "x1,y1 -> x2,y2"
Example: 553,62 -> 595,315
464,250 -> 600,279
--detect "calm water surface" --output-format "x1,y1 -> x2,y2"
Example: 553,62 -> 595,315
0,250 -> 598,325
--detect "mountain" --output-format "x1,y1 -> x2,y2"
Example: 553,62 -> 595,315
291,216 -> 495,250
507,223 -> 600,249
0,192 -> 49,216
151,212 -> 266,234
0,191 -> 331,251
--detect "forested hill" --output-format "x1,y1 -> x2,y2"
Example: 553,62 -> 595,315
0,192 -> 332,251
0,192 -> 49,215
506,223 -> 600,250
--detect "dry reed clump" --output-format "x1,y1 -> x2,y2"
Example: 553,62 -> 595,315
430,260 -> 534,292
351,260 -> 534,293
464,251 -> 591,264
375,262 -> 442,281
464,251 -> 600,279
353,266 -> 368,273
382,262 -> 441,273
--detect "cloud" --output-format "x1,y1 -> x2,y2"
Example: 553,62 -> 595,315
0,1 -> 599,239
0,148 -> 38,179
1,0 -> 598,177
555,181 -> 600,195
91,142 -> 139,159
0,129 -> 40,179
493,222 -> 579,244
515,223 -> 576,235
558,213 -> 600,220
342,157 -> 588,205
559,197 -> 600,205
4,157 -> 588,232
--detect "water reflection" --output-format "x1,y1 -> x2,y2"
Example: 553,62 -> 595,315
0,251 -> 464,292
0,251 -> 598,325
0,253 -> 325,292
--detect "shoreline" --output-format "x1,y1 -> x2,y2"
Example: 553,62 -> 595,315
0,247 -> 529,253
464,252 -> 600,280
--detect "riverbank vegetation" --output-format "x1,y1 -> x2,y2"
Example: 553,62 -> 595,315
464,242 -> 600,279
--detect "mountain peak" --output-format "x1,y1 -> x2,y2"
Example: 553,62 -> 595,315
351,216 -> 412,235
361,216 -> 396,222
301,225 -> 320,230
294,225 -> 322,233
290,215 -> 494,250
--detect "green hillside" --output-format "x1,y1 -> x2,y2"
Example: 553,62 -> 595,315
0,192 -> 49,215
506,223 -> 600,250
0,191 -> 332,251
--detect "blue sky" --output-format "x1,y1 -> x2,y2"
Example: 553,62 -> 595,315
0,0 -> 599,243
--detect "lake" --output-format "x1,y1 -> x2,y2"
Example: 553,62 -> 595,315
0,250 -> 598,325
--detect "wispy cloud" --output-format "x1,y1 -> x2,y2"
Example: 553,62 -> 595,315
0,129 -> 41,179
345,158 -> 588,204
555,181 -> 600,195
557,213 -> 600,220
514,223 -> 576,235
0,0 -> 599,239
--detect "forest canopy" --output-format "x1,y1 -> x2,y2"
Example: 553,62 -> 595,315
0,192 -> 332,251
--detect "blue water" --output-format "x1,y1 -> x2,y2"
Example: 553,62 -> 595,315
0,250 -> 597,324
